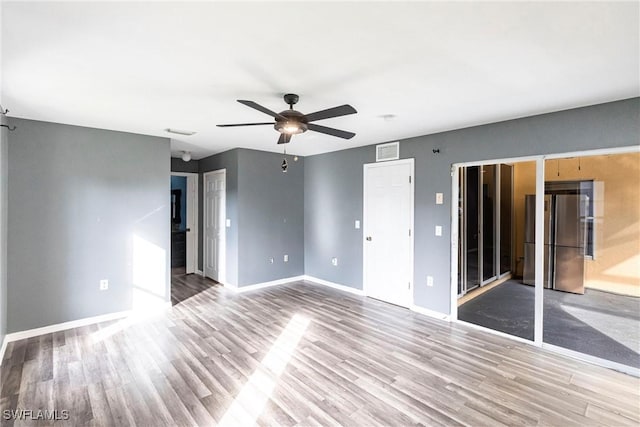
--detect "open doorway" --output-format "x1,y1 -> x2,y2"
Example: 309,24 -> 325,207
452,149 -> 640,374
170,172 -> 198,276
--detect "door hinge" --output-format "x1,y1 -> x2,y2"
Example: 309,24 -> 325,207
409,176 -> 412,183
408,282 -> 411,289
409,229 -> 411,236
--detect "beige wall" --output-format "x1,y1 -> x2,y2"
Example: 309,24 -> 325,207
512,152 -> 640,296
513,161 -> 536,277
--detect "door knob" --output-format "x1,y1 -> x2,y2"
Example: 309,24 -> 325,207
366,236 -> 372,241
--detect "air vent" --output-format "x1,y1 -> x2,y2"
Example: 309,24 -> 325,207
376,141 -> 399,162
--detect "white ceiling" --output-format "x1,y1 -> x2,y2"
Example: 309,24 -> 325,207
2,1 -> 638,159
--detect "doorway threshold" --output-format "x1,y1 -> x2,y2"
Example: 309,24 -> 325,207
458,274 -> 512,306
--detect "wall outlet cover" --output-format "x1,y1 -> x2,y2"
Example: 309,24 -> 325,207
331,257 -> 338,266
284,254 -> 289,262
435,225 -> 443,236
99,279 -> 109,290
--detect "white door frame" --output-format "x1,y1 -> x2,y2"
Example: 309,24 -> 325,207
203,169 -> 226,283
363,158 -> 415,308
171,172 -> 199,274
450,145 -> 640,377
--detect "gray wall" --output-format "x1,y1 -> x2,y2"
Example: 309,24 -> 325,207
304,98 -> 640,314
199,149 -> 239,285
305,147 -> 371,287
7,118 -> 170,332
197,148 -> 305,287
237,149 -> 304,286
171,157 -> 199,174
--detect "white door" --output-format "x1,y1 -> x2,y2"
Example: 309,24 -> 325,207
184,174 -> 197,274
363,159 -> 414,307
204,170 -> 226,282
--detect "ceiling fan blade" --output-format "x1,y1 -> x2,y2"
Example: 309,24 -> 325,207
277,133 -> 292,144
308,123 -> 355,139
216,122 -> 273,127
305,104 -> 357,122
238,100 -> 286,120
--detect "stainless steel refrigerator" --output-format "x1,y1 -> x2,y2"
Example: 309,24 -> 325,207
523,194 -> 587,294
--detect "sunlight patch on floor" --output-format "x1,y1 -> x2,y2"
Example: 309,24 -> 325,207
217,313 -> 310,426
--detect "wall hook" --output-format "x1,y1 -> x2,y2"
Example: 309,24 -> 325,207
1,124 -> 16,131
432,149 -> 440,154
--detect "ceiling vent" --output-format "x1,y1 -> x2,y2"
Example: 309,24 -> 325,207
376,141 -> 399,162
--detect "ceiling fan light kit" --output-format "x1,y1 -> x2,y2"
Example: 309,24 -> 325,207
218,93 -> 357,172
217,93 -> 357,145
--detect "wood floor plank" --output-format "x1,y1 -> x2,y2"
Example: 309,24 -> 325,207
1,273 -> 638,426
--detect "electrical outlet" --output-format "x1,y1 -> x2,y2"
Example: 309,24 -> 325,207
99,279 -> 109,291
436,193 -> 444,204
435,225 -> 442,236
355,220 -> 360,229
226,219 -> 231,227
269,257 -> 274,264
284,254 -> 289,262
331,257 -> 338,266
427,276 -> 434,287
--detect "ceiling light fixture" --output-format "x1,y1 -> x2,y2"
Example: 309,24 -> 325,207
165,128 -> 197,136
181,151 -> 192,162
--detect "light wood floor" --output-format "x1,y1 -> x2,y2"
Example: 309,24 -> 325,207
1,272 -> 639,426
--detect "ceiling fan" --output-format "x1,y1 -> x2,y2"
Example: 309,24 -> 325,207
217,93 -> 357,144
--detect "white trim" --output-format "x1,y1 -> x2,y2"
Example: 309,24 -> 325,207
363,158 -> 415,308
542,343 -> 639,378
303,275 -> 365,296
171,172 -> 198,177
224,275 -> 305,293
0,335 -> 8,365
171,172 -> 200,274
534,158 -> 545,344
171,172 -> 199,275
195,269 -> 204,276
450,164 -> 460,319
203,169 -> 226,283
3,310 -> 133,343
410,304 -> 450,321
452,318 -> 537,346
452,145 -> 640,168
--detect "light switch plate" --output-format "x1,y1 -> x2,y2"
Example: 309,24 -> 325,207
436,193 -> 444,204
435,225 -> 442,236
331,257 -> 338,266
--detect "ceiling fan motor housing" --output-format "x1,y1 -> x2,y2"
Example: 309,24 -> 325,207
274,109 -> 308,135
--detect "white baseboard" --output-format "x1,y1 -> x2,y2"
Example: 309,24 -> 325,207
303,275 -> 365,296
1,301 -> 172,353
410,304 -> 450,321
226,275 -> 305,293
3,310 -> 133,344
